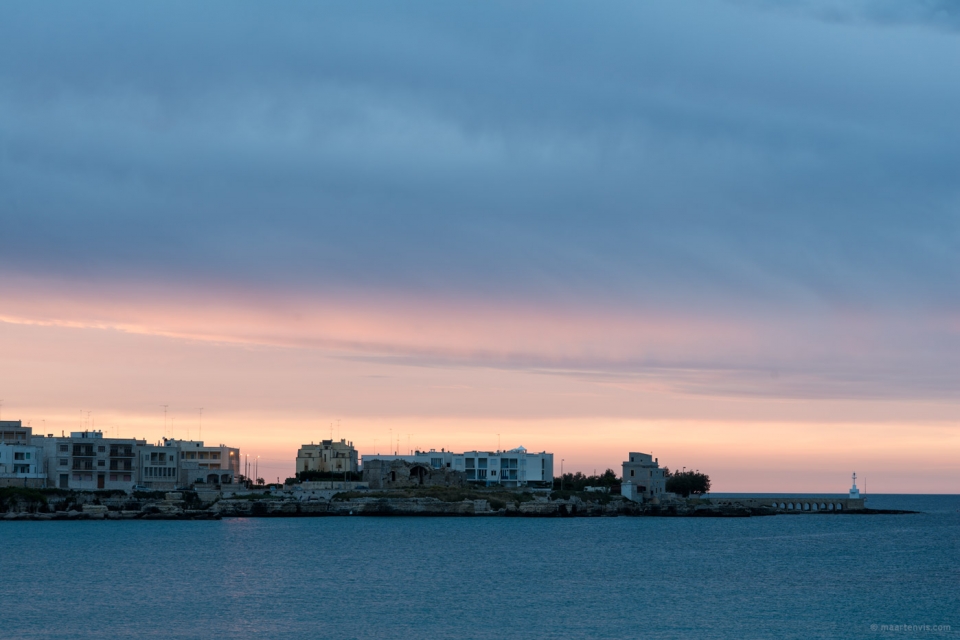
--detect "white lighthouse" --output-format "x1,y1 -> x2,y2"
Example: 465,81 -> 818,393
849,472 -> 860,499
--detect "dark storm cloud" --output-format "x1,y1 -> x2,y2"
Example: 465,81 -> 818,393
1,0 -> 958,313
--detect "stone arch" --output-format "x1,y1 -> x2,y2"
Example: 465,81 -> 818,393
835,503 -> 842,511
409,465 -> 429,485
803,503 -> 809,511
207,473 -> 219,485
828,503 -> 834,510
787,502 -> 794,510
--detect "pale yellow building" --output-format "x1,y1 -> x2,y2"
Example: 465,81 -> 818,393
296,439 -> 358,475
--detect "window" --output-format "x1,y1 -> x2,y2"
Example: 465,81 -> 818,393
98,460 -> 105,467
59,444 -> 68,452
59,458 -> 68,467
478,469 -> 487,479
478,458 -> 487,469
14,452 -> 25,460
109,474 -> 118,481
123,474 -> 131,482
430,457 -> 442,469
211,452 -> 220,460
630,470 -> 635,477
98,446 -> 105,453
465,458 -> 475,469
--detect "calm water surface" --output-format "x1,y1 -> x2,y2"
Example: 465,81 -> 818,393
2,494 -> 957,639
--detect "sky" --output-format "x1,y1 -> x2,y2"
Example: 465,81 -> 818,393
1,0 -> 958,491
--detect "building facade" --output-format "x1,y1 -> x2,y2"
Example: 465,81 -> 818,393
163,439 -> 239,486
621,452 -> 666,503
33,431 -> 144,491
0,421 -> 46,487
362,446 -> 553,488
296,439 -> 358,475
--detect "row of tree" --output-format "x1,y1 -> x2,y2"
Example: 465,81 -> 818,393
552,469 -> 619,491
549,467 -> 712,497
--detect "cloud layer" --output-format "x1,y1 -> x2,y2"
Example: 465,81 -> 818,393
1,1 -> 958,420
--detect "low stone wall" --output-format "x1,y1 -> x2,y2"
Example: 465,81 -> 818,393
710,497 -> 865,512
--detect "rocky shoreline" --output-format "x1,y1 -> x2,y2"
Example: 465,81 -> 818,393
0,489 -> 918,520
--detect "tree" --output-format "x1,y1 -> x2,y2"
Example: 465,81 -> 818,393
553,469 -> 620,491
665,470 -> 711,497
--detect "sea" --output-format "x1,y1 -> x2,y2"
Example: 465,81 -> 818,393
1,494 -> 957,639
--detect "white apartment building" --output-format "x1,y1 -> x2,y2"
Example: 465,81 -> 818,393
621,451 -> 666,503
163,439 -> 239,486
0,421 -> 45,487
0,440 -> 47,487
362,446 -> 553,488
34,431 -> 145,491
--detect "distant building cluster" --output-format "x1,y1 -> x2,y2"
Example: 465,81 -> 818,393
0,420 -> 240,491
3,417 -> 674,504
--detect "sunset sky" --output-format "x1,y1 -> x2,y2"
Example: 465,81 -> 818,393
1,1 -> 958,491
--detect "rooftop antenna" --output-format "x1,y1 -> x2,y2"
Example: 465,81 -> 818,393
160,405 -> 168,438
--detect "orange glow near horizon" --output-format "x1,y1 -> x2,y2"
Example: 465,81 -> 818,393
1,277 -> 958,494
